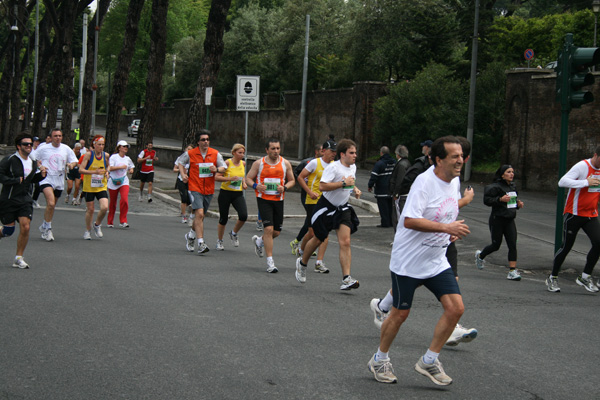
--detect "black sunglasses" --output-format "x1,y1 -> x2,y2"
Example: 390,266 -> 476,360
19,142 -> 33,146
199,138 -> 209,142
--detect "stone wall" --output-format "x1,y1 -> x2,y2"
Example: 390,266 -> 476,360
150,82 -> 389,165
503,69 -> 600,191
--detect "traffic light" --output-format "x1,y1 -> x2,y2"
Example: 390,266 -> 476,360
555,33 -> 600,110
570,47 -> 600,108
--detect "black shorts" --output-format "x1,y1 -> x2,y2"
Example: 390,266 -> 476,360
0,201 -> 33,224
67,167 -> 81,181
40,184 -> 62,199
391,268 -> 461,310
84,191 -> 108,202
311,198 -> 353,242
176,179 -> 190,204
140,172 -> 154,183
256,198 -> 284,231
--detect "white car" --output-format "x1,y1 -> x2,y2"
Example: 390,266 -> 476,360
127,119 -> 140,137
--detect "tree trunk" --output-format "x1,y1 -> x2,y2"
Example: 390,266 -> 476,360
182,0 -> 232,149
105,0 -> 146,152
7,0 -> 28,145
79,0 -> 111,143
137,0 -> 169,152
31,17 -> 55,140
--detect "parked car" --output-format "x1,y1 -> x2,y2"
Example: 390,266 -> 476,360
56,108 -> 63,121
544,61 -> 557,69
127,119 -> 140,137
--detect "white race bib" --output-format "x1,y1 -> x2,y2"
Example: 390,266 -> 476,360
198,163 -> 213,178
506,191 -> 518,208
91,174 -> 104,188
263,178 -> 280,195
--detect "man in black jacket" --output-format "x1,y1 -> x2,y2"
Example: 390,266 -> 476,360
368,146 -> 396,227
389,145 -> 411,231
0,132 -> 46,269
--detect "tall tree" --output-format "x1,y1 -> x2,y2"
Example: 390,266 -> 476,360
137,0 -> 170,149
79,0 -> 111,143
104,0 -> 146,151
183,0 -> 233,148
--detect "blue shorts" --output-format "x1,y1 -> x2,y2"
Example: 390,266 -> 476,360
391,268 -> 460,310
189,191 -> 213,212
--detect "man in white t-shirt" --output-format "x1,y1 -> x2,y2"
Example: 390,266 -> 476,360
30,128 -> 78,241
294,139 -> 362,290
367,136 -> 470,386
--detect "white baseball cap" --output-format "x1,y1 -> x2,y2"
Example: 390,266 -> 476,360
117,140 -> 129,147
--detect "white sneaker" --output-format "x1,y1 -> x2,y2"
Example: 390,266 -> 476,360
107,224 -> 114,228
266,258 -> 278,273
181,216 -> 188,224
216,239 -> 224,251
252,235 -> 264,257
295,257 -> 306,283
197,242 -> 209,255
229,231 -> 239,247
445,323 -> 478,346
185,233 -> 195,252
83,231 -> 91,240
41,228 -> 54,242
340,275 -> 359,290
120,223 -> 129,228
415,357 -> 453,386
475,250 -> 485,269
576,274 -> 599,293
12,257 -> 29,269
367,354 -> 397,384
64,194 -> 70,204
139,194 -> 143,202
93,224 -> 103,238
32,200 -> 40,208
507,269 -> 521,281
370,298 -> 389,330
314,262 -> 329,273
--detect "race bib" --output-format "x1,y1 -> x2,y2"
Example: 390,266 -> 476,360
91,174 -> 104,188
506,191 -> 518,208
263,178 -> 280,195
588,175 -> 600,192
198,163 -> 213,178
145,158 -> 153,166
230,178 -> 242,189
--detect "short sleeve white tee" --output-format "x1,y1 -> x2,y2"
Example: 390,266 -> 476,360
320,160 -> 356,207
107,154 -> 135,189
17,153 -> 33,177
31,143 -> 77,190
389,167 -> 461,278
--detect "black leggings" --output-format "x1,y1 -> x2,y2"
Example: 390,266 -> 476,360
480,215 -> 517,262
218,190 -> 248,225
552,213 -> 600,276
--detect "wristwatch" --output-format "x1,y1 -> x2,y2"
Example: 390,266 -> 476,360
342,181 -> 347,188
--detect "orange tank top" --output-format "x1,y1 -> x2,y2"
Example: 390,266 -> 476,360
255,156 -> 286,201
564,160 -> 600,217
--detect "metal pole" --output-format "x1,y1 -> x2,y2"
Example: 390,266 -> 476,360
91,10 -> 99,135
244,111 -> 248,171
464,0 -> 480,181
298,15 -> 310,159
594,14 -> 598,72
78,13 -> 87,115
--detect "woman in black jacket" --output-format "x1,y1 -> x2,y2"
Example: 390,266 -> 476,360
475,165 -> 524,280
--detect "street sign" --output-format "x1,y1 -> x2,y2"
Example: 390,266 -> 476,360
524,49 -> 534,60
205,87 -> 212,106
236,75 -> 260,112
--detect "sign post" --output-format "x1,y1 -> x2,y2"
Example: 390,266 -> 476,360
236,75 -> 260,177
205,87 -> 212,130
524,48 -> 534,68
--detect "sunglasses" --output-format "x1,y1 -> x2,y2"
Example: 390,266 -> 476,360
19,142 -> 33,146
199,138 -> 209,142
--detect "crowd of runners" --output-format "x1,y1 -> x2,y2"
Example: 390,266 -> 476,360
3,129 -> 600,388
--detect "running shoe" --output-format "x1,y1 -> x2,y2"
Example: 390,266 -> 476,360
148,194 -> 152,203
12,257 -> 29,269
33,200 -> 40,208
71,198 -> 78,206
181,215 -> 188,224
290,238 -> 299,255
314,262 -> 329,274
139,194 -> 143,202
197,242 -> 209,255
252,235 -> 264,257
576,274 -> 599,293
184,233 -> 195,252
42,228 -> 54,242
216,239 -> 224,251
64,194 -> 70,204
93,224 -> 103,238
340,276 -> 359,290
83,231 -> 91,240
367,354 -> 397,384
415,357 -> 452,386
445,323 -> 478,346
546,275 -> 560,292
256,220 -> 263,231
507,269 -> 521,281
266,258 -> 278,273
370,298 -> 388,330
107,224 -> 114,228
295,257 -> 306,283
229,231 -> 239,247
119,223 -> 129,228
475,250 -> 485,269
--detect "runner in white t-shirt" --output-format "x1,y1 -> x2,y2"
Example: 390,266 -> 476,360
30,128 -> 78,241
294,139 -> 362,290
107,140 -> 135,228
367,136 -> 470,387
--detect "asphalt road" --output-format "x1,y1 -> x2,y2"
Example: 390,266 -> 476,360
1,184 -> 599,399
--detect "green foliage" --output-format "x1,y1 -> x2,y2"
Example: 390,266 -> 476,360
373,63 -> 468,158
163,34 -> 206,102
474,61 -> 506,162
